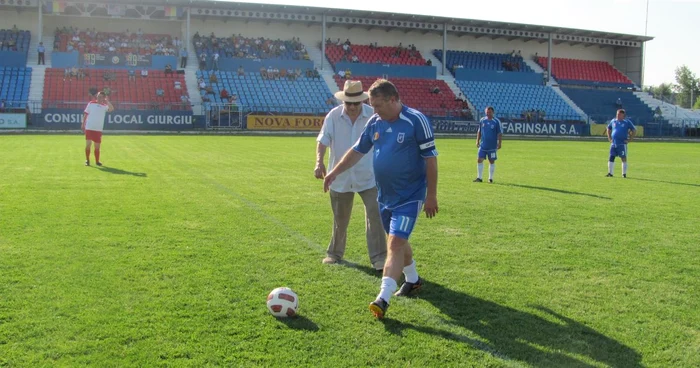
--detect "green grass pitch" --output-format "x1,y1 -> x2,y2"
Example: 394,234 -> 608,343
1,135 -> 698,367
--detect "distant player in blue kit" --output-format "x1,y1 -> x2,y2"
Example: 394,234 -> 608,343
323,79 -> 439,319
474,106 -> 502,183
606,109 -> 636,178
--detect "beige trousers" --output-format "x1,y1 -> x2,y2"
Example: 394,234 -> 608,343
327,187 -> 387,269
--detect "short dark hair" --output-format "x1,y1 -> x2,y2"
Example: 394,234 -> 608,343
368,79 -> 400,100
617,109 -> 626,115
486,106 -> 495,112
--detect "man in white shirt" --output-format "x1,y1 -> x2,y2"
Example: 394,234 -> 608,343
81,92 -> 114,166
315,80 -> 386,271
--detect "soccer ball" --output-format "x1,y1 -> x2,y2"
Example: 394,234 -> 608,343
266,287 -> 298,318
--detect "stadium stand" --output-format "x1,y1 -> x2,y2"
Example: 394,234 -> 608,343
634,91 -> 700,125
192,33 -> 309,61
326,42 -> 426,67
561,87 -> 654,123
434,50 -> 534,75
42,68 -> 190,110
0,27 -> 30,54
0,66 -> 31,108
53,28 -> 176,55
197,70 -> 334,115
536,57 -> 634,87
456,81 -> 583,122
334,76 -> 464,118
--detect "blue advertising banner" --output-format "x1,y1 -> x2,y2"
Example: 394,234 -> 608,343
501,122 -> 584,136
432,120 -> 584,136
432,120 -> 479,133
39,109 -> 195,130
0,113 -> 27,129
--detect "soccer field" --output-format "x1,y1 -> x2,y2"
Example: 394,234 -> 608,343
1,135 -> 698,367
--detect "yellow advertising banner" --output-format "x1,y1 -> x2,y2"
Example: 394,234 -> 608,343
246,115 -> 324,131
591,123 -> 644,137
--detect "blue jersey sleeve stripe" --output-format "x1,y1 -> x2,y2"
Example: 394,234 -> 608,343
406,108 -> 432,139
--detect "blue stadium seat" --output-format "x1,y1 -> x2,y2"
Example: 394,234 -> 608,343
435,50 -> 534,75
561,88 -> 654,124
0,66 -> 31,103
201,71 -> 333,114
456,80 -> 583,121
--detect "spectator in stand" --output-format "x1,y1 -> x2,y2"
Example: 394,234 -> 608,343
238,65 -> 245,76
37,42 -> 45,65
199,53 -> 207,70
209,72 -> 218,85
180,48 -> 188,68
164,64 -> 173,76
616,98 -> 623,108
128,68 -> 136,81
220,88 -> 230,101
212,51 -> 220,70
140,69 -> 148,78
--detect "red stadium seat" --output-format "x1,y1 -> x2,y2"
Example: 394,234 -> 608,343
42,68 -> 191,110
536,57 -> 633,84
334,75 -> 461,117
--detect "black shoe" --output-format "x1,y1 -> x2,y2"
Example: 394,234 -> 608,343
96,162 -> 103,167
369,298 -> 389,319
473,178 -> 483,182
85,160 -> 90,166
489,179 -> 493,183
623,174 -> 627,178
606,173 -> 613,177
395,277 -> 423,297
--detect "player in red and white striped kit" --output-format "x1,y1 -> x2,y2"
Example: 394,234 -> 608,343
81,92 -> 114,166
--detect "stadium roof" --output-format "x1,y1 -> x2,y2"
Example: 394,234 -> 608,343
172,1 -> 653,43
46,0 -> 654,45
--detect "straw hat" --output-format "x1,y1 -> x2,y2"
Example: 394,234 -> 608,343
334,80 -> 370,103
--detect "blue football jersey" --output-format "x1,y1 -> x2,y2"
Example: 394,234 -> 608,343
353,105 -> 438,208
479,117 -> 502,151
607,119 -> 636,145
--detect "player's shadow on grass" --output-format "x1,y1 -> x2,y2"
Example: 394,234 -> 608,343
94,166 -> 147,177
380,279 -> 641,368
498,183 -> 611,200
342,261 -> 383,278
626,177 -> 700,188
277,315 -> 319,332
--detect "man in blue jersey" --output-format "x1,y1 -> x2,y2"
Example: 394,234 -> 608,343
606,109 -> 636,178
323,79 -> 439,319
474,106 -> 502,183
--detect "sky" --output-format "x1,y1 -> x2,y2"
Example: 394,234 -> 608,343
216,0 -> 700,86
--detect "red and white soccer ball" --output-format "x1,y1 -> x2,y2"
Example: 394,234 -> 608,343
266,287 -> 298,318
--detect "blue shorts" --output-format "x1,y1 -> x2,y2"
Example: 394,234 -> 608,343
478,148 -> 498,161
609,143 -> 628,158
380,201 -> 423,240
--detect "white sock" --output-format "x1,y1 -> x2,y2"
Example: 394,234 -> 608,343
402,259 -> 419,283
489,163 -> 496,180
477,163 -> 484,179
622,162 -> 628,175
377,276 -> 397,303
608,161 -> 614,174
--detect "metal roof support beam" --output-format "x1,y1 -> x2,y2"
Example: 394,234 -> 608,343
186,7 -> 190,57
547,33 -> 553,82
442,23 -> 447,76
321,14 -> 326,71
38,4 -> 43,42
